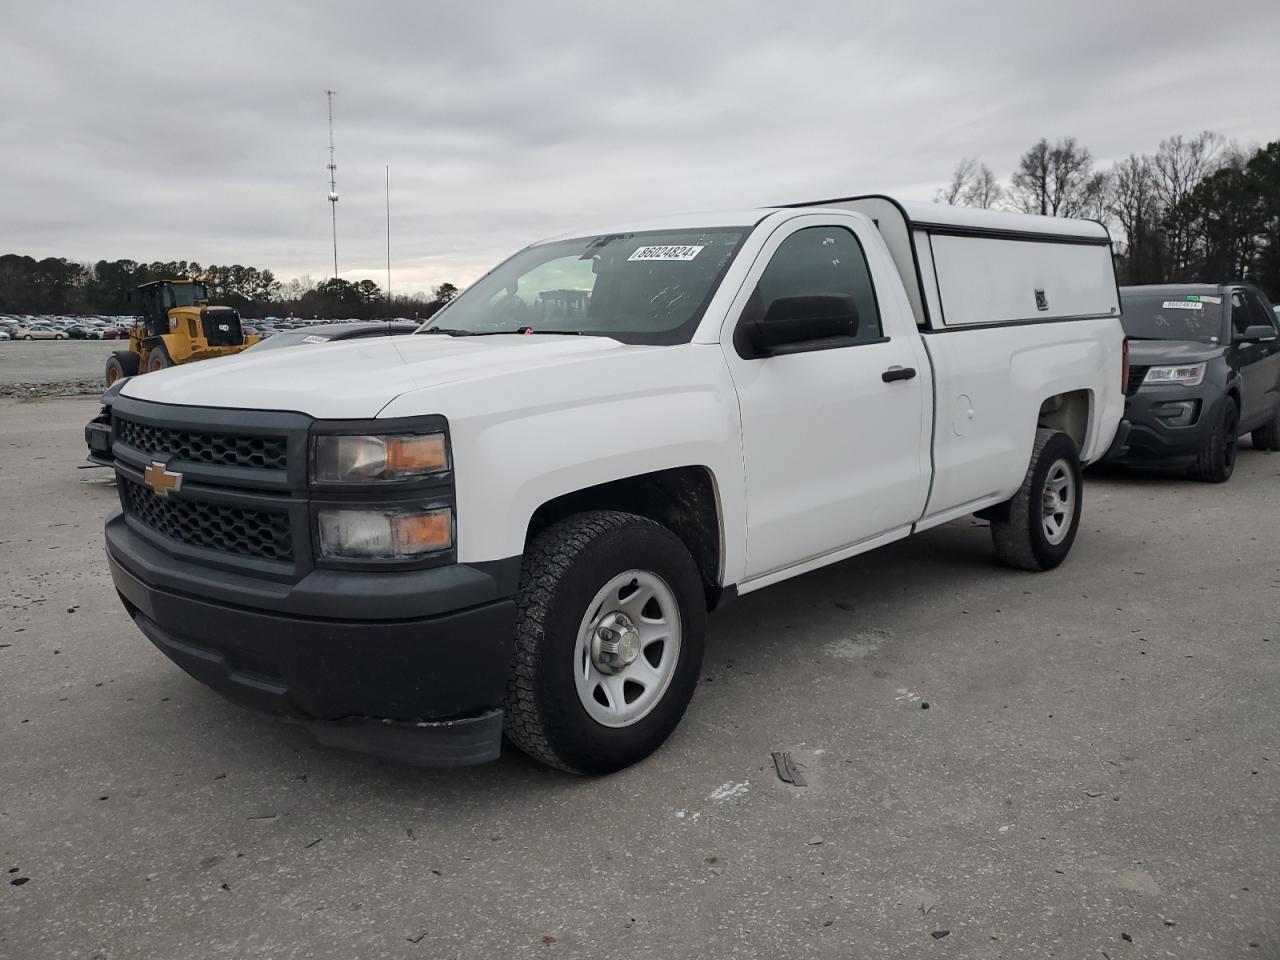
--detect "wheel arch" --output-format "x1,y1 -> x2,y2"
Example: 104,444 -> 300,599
525,465 -> 728,610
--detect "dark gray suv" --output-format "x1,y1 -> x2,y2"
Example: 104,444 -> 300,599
1108,283 -> 1280,481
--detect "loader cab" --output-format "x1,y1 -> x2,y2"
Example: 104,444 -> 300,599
132,280 -> 209,338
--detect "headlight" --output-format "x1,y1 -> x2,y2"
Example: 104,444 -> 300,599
316,506 -> 453,559
1143,362 -> 1206,387
313,432 -> 449,483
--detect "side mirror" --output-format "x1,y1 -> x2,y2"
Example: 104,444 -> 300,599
748,294 -> 859,354
1240,324 -> 1278,343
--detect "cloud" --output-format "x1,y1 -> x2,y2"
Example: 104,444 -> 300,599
2,0 -> 1277,293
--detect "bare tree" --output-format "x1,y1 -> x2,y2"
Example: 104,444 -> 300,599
936,157 -> 978,205
1152,131 -> 1224,276
1108,154 -> 1160,282
937,157 -> 1003,208
963,163 -> 1003,209
1009,137 -> 1098,217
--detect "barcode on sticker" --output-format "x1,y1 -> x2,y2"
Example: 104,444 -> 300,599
628,244 -> 705,262
1161,301 -> 1203,310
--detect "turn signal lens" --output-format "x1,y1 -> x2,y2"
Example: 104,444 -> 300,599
316,506 -> 453,560
313,432 -> 449,483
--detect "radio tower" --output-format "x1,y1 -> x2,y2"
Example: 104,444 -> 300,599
325,89 -> 339,278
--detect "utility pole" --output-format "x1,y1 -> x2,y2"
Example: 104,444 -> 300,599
325,89 -> 339,278
385,165 -> 391,304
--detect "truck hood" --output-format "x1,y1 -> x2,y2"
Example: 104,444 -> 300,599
119,334 -> 655,418
1128,339 -> 1225,365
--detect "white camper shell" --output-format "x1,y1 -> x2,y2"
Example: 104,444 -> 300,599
783,194 -> 1120,331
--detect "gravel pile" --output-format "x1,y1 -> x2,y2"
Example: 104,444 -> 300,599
0,378 -> 104,400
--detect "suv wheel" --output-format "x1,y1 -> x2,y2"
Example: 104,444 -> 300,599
1189,397 -> 1238,482
504,510 -> 706,774
990,429 -> 1083,571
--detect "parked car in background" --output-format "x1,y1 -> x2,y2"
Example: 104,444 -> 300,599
67,325 -> 102,340
1107,283 -> 1280,481
239,320 -> 419,354
0,329 -> 11,341
16,324 -> 67,340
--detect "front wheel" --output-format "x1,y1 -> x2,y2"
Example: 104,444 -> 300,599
1188,397 -> 1238,482
504,511 -> 707,774
23,334 -> 33,340
990,429 -> 1083,571
147,345 -> 172,372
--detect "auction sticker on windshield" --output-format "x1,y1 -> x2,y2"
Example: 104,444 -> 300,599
1162,301 -> 1203,310
628,245 -> 705,262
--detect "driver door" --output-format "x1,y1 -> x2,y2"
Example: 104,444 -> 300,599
721,215 -> 932,584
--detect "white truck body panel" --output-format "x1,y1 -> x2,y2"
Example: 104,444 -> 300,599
119,196 -> 1124,594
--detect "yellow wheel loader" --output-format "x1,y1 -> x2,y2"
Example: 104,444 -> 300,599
104,280 -> 261,385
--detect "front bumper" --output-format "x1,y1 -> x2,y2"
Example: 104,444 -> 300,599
1104,384 -> 1223,464
85,415 -> 112,467
107,512 -> 517,766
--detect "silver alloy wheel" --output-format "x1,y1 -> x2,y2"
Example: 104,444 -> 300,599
574,569 -> 682,728
1041,458 -> 1075,546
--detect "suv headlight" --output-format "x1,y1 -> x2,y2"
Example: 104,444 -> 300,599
316,505 -> 453,559
1143,362 -> 1206,387
313,432 -> 449,483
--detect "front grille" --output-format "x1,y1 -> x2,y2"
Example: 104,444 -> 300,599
122,478 -> 293,562
115,415 -> 287,470
1126,365 -> 1149,397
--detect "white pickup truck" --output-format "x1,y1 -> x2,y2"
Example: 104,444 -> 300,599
102,195 -> 1126,773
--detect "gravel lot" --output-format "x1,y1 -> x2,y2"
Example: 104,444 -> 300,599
0,339 -> 117,398
2,396 -> 1277,959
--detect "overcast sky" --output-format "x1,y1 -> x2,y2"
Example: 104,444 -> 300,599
3,0 -> 1278,295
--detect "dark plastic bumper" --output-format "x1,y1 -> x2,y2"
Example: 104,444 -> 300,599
1104,386 -> 1222,464
85,418 -> 112,467
107,516 -> 517,767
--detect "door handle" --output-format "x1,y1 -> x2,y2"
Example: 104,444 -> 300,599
882,366 -> 917,383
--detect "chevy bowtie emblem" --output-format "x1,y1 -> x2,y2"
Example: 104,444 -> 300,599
143,461 -> 183,497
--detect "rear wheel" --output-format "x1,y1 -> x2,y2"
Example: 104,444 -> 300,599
1251,404 -> 1280,452
146,345 -> 172,372
54,333 -> 66,340
504,511 -> 707,774
105,351 -> 140,385
1188,397 -> 1238,482
990,429 -> 1083,571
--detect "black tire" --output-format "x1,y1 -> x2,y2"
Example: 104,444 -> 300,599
1251,404 -> 1280,452
990,429 -> 1083,572
504,510 -> 707,774
54,333 -> 66,340
1188,397 -> 1238,482
23,334 -> 33,340
146,344 -> 172,372
105,350 -> 140,385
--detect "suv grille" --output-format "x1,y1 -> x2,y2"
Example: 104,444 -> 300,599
1126,365 -> 1149,397
115,416 -> 288,470
121,478 -> 293,562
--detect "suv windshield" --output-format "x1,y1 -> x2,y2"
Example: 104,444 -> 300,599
421,228 -> 749,345
1121,292 -> 1225,342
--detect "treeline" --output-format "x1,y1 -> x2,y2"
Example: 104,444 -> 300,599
938,133 -> 1280,297
0,254 -> 459,320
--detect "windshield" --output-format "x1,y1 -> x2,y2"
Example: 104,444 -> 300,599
421,227 -> 749,344
161,283 -> 206,309
1120,293 -> 1225,342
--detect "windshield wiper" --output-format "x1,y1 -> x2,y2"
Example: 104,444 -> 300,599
419,327 -> 475,336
